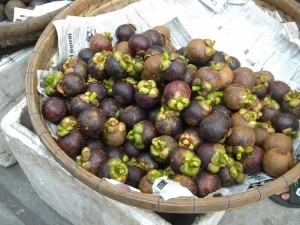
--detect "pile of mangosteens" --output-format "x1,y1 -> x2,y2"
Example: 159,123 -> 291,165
41,23 -> 299,198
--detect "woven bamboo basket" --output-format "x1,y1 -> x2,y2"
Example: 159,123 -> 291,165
25,0 -> 300,213
0,5 -> 68,48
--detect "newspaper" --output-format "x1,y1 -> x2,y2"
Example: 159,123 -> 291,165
37,0 -> 300,199
13,1 -> 72,22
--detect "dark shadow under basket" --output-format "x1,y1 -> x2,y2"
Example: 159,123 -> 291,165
0,5 -> 68,48
25,0 -> 300,213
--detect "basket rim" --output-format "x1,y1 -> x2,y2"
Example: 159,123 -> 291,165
25,0 -> 300,213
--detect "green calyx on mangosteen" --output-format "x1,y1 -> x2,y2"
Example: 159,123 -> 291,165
138,169 -> 162,194
281,90 -> 300,118
135,80 -> 161,109
62,56 -> 88,80
98,158 -> 128,183
56,116 -> 78,137
231,108 -> 261,128
150,135 -> 178,164
196,142 -> 229,173
101,118 -> 127,147
76,146 -> 107,175
127,120 -> 157,150
178,127 -> 202,151
44,71 -> 64,96
162,80 -> 191,112
170,147 -> 201,177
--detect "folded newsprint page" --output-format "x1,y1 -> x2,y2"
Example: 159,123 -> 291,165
36,0 -> 300,199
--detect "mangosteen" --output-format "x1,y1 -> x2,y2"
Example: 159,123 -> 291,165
76,147 -> 108,175
253,122 -> 275,147
101,118 -> 126,147
240,145 -> 265,174
144,45 -> 165,58
42,97 -> 68,124
78,107 -> 107,138
218,160 -> 245,187
104,51 -> 128,80
62,56 -> 88,80
112,79 -> 135,105
255,70 -> 274,85
226,125 -> 256,160
134,80 -> 161,109
263,133 -> 293,153
86,138 -> 105,150
113,41 -> 130,54
138,169 -> 162,194
56,116 -> 78,137
170,147 -> 201,177
153,25 -> 171,41
181,97 -> 212,127
144,29 -> 165,46
122,140 -> 141,158
210,62 -> 234,90
98,158 -> 128,183
172,174 -> 197,195
160,52 -> 187,82
126,120 -> 157,150
185,38 -> 216,66
69,92 -> 99,117
223,84 -> 257,111
192,66 -> 222,94
267,80 -> 291,104
196,142 -> 229,174
155,106 -> 183,137
150,135 -> 178,164
259,96 -> 281,122
271,112 -> 299,138
60,73 -> 86,97
87,51 -> 111,80
198,111 -> 231,143
136,152 -> 159,172
86,81 -> 108,102
89,32 -> 113,52
128,33 -> 152,56
57,129 -> 86,158
140,54 -> 165,83
178,127 -> 202,151
126,165 -> 146,188
222,52 -> 241,70
99,97 -> 122,119
281,90 -> 300,118
77,47 -> 95,63
106,147 -> 129,163
146,106 -> 161,124
44,71 -> 64,96
102,77 -> 115,96
230,108 -> 261,128
161,80 -> 191,112
115,23 -> 136,42
195,170 -> 221,197
119,105 -> 146,129
232,67 -> 256,90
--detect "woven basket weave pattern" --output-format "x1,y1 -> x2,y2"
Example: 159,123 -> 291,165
25,0 -> 300,213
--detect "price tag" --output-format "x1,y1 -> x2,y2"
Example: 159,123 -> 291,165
200,0 -> 227,12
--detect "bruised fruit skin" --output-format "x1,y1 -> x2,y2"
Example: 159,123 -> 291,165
263,133 -> 293,153
89,32 -> 113,52
161,80 -> 191,112
223,84 -> 257,111
150,135 -> 178,164
42,97 -> 68,124
232,67 -> 256,90
185,38 -> 216,66
138,169 -> 162,194
172,174 -> 197,195
78,107 -> 107,138
263,147 -> 294,178
170,147 -> 201,177
76,147 -> 108,175
226,125 -> 256,160
240,145 -> 265,174
195,170 -> 221,198
101,118 -> 127,147
98,158 -> 128,183
57,129 -> 86,159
